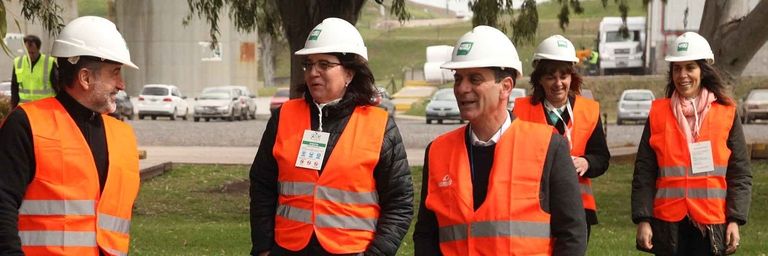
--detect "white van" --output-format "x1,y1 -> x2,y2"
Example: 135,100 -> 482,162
136,84 -> 190,121
598,17 -> 646,75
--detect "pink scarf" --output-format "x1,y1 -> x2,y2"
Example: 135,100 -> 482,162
670,88 -> 716,142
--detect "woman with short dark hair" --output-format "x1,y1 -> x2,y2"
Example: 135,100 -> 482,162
249,17 -> 413,256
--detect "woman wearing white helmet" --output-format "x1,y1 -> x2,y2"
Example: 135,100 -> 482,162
632,32 -> 751,255
513,34 -> 610,241
249,17 -> 413,256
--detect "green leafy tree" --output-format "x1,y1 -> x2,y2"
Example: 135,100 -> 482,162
0,0 -> 65,54
185,0 -> 409,98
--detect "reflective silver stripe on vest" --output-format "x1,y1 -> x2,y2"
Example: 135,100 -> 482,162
18,88 -> 54,95
655,187 -> 727,199
19,231 -> 96,246
579,183 -> 593,195
278,181 -> 315,196
438,224 -> 468,242
472,221 -> 551,238
98,213 -> 131,234
439,221 -> 551,242
659,166 -> 727,177
316,186 -> 379,204
19,200 -> 95,215
42,55 -> 50,89
103,247 -> 128,256
315,214 -> 377,231
276,204 -> 312,224
15,57 -> 22,69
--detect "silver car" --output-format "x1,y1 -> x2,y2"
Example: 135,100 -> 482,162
617,89 -> 654,125
194,88 -> 245,122
741,89 -> 768,124
507,88 -> 526,111
425,88 -> 463,124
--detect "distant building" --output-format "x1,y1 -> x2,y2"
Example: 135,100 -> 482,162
645,0 -> 767,75
116,0 -> 259,97
0,0 -> 78,83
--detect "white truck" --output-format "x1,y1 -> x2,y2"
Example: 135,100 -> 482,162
598,17 -> 646,75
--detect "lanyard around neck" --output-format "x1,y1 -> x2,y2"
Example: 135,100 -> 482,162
544,99 -> 574,150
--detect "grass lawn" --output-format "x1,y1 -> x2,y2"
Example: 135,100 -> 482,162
131,160 -> 768,255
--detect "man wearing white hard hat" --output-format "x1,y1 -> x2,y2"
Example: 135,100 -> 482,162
413,26 -> 587,255
515,35 -> 610,241
632,32 -> 751,255
0,16 -> 140,256
249,17 -> 413,256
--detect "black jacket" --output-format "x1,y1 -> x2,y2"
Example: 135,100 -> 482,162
249,93 -> 414,256
413,118 -> 588,256
631,107 -> 752,254
542,96 -> 610,225
0,92 -> 109,255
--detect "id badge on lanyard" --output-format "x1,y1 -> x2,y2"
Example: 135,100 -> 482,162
544,100 -> 575,151
295,130 -> 330,170
689,141 -> 715,174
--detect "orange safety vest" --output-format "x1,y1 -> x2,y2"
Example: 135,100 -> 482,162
514,96 -> 599,211
18,98 -> 140,256
273,99 -> 387,253
648,99 -> 733,224
425,120 -> 553,255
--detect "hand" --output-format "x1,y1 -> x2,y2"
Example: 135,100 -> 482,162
725,222 -> 740,254
571,156 -> 589,176
636,221 -> 653,251
258,251 -> 270,256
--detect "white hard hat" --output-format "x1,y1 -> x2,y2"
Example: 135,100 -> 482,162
52,16 -> 138,69
295,17 -> 368,60
665,32 -> 714,64
441,25 -> 523,77
532,34 -> 579,67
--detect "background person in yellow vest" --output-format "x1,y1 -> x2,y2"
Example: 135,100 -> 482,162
0,16 -> 140,255
10,35 -> 56,108
249,17 -> 413,256
632,32 -> 751,255
514,35 -> 610,241
413,26 -> 587,255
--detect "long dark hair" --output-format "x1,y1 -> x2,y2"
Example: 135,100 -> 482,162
665,59 -> 733,106
529,59 -> 583,105
298,53 -> 376,107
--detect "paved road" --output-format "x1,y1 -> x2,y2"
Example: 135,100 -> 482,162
131,113 -> 768,169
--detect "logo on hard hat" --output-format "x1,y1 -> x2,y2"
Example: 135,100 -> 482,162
457,42 -> 474,56
677,42 -> 689,52
557,40 -> 567,48
308,29 -> 322,41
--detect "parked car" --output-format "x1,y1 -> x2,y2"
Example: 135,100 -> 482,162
0,81 -> 10,97
741,88 -> 768,124
374,86 -> 396,118
617,89 -> 654,125
507,88 -> 526,111
216,85 -> 258,119
112,90 -> 134,120
425,88 -> 463,124
136,84 -> 190,120
581,88 -> 595,100
193,88 -> 245,122
270,87 -> 290,110
202,86 -> 249,120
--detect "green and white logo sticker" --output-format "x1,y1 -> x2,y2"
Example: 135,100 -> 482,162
677,42 -> 689,52
457,42 -> 474,56
308,29 -> 322,41
557,40 -> 568,48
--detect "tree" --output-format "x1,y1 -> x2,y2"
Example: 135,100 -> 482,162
0,0 -> 65,55
185,0 -> 409,98
698,0 -> 768,82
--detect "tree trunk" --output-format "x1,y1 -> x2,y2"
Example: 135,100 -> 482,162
259,32 -> 276,87
276,0 -> 366,98
699,0 -> 768,83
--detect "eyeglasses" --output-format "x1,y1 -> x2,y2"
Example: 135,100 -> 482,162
301,60 -> 342,72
